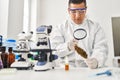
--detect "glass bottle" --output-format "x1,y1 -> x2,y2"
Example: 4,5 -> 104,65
0,56 -> 3,69
7,47 -> 15,68
65,56 -> 69,71
0,46 -> 8,68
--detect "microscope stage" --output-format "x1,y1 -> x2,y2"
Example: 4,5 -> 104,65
11,61 -> 32,70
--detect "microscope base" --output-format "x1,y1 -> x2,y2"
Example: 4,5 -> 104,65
33,63 -> 51,71
11,61 -> 32,70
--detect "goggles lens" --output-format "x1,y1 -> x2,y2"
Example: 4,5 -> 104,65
69,8 -> 87,14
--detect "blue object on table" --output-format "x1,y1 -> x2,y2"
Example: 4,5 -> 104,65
96,70 -> 112,76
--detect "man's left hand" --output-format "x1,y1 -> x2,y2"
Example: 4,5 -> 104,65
85,58 -> 98,69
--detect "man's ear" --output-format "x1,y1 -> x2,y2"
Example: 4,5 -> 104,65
85,7 -> 87,10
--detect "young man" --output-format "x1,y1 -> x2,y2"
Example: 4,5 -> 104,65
50,0 -> 108,69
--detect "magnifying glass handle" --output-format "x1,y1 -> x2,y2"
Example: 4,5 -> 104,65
74,45 -> 87,59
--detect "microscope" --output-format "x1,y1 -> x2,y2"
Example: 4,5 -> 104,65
31,25 -> 58,71
11,31 -> 33,69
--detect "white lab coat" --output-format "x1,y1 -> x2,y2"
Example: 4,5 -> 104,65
50,18 -> 108,68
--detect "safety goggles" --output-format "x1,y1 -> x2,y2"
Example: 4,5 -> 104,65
69,8 -> 87,14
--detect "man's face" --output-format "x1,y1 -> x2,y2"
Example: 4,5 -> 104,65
68,2 -> 87,24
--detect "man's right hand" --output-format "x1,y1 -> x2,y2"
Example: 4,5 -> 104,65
68,39 -> 78,51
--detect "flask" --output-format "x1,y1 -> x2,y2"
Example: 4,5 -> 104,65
65,56 -> 69,71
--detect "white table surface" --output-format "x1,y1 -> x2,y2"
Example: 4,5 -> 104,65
0,67 -> 120,80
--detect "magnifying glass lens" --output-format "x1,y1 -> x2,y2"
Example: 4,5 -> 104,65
73,29 -> 87,40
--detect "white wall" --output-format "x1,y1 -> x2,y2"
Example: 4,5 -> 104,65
7,0 -> 24,39
0,0 -> 9,38
37,0 -> 120,66
0,0 -> 24,40
37,0 -> 68,26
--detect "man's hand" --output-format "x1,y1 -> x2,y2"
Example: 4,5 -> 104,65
85,58 -> 98,69
68,39 -> 78,51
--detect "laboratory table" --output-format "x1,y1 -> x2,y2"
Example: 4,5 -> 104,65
0,67 -> 120,80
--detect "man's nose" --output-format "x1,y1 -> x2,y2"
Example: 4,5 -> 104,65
75,12 -> 81,18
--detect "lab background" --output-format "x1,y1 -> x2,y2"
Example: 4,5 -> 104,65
0,0 -> 120,67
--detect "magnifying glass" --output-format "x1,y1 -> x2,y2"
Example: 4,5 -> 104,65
73,28 -> 88,59
73,29 -> 87,40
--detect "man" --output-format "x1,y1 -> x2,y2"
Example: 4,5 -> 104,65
50,0 -> 108,69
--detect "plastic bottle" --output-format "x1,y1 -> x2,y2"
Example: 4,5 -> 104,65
65,56 -> 69,71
